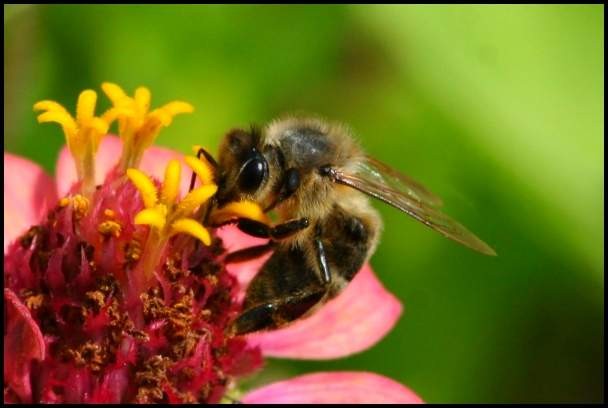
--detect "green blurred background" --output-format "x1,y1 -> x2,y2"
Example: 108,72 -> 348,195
4,4 -> 604,403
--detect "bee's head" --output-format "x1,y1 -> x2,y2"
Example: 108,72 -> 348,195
216,126 -> 269,206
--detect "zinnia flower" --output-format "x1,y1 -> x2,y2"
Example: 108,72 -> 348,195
4,83 -> 423,403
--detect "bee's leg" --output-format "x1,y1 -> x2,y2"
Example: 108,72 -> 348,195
314,224 -> 331,284
236,218 -> 309,240
188,146 -> 218,191
225,241 -> 275,264
228,287 -> 327,335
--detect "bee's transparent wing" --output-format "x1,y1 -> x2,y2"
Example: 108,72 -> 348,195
360,155 -> 444,207
332,157 -> 496,256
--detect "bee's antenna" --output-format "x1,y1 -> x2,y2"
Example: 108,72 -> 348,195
249,123 -> 262,144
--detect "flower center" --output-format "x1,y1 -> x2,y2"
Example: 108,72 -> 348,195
4,173 -> 262,403
5,83 -> 266,403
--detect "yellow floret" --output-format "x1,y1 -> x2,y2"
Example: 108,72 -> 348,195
101,82 -> 194,172
34,89 -> 117,197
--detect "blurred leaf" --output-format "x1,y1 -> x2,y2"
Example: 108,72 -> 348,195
358,5 -> 604,278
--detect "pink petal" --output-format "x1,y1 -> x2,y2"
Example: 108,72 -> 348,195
242,371 -> 423,404
55,135 -> 119,197
4,153 -> 58,252
4,288 -> 46,403
245,264 -> 402,360
217,225 -> 271,302
55,135 -> 193,197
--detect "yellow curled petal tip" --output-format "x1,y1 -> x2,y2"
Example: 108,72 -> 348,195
101,82 -> 128,105
126,168 -> 158,209
76,89 -> 97,123
36,111 -> 77,130
134,207 -> 166,230
33,100 -> 68,113
184,155 -> 214,186
134,86 -> 151,112
170,218 -> 211,246
161,101 -> 194,115
160,160 -> 182,206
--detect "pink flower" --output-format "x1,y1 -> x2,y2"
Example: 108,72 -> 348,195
4,85 -> 422,404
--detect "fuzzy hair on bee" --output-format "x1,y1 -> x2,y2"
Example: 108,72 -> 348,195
198,115 -> 495,335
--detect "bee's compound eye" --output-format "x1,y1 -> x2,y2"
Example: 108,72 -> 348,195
238,156 -> 267,193
284,168 -> 300,194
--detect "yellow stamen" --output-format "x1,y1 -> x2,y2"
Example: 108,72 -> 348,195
104,209 -> 116,218
125,239 -> 142,262
160,101 -> 194,116
134,207 -> 167,230
98,220 -> 122,238
33,100 -> 70,114
101,82 -> 194,172
36,111 -> 77,134
134,87 -> 151,113
34,89 -> 116,197
170,219 -> 211,246
126,168 -> 158,209
125,156 -> 222,290
184,155 -> 214,186
160,160 -> 181,206
57,194 -> 91,219
177,185 -> 218,216
76,89 -> 97,123
211,200 -> 269,225
101,82 -> 128,106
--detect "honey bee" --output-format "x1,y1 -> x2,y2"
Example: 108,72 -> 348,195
197,116 -> 496,335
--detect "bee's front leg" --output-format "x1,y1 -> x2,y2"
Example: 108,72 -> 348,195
236,218 -> 309,240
